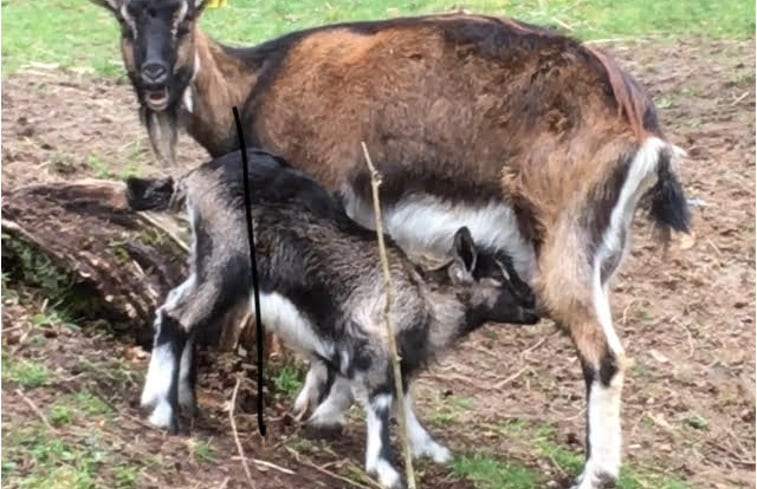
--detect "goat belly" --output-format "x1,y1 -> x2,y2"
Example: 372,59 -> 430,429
250,291 -> 331,359
341,187 -> 537,281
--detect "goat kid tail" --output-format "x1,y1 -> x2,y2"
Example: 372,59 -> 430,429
642,140 -> 691,243
124,175 -> 179,212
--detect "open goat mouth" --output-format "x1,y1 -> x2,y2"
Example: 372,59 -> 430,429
144,88 -> 169,111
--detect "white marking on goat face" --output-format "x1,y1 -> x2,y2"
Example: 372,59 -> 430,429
250,292 -> 332,360
119,4 -> 137,36
341,189 -> 536,282
171,0 -> 189,37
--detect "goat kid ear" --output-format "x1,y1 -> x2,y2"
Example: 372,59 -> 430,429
89,0 -> 121,13
452,226 -> 477,273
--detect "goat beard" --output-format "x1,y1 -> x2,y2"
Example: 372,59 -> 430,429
141,105 -> 179,166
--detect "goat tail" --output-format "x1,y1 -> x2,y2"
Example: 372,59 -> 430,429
124,175 -> 179,212
641,140 -> 691,242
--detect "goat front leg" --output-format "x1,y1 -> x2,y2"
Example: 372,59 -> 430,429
293,360 -> 329,421
142,309 -> 187,434
363,391 -> 402,489
177,334 -> 198,416
307,372 -> 353,429
403,391 -> 451,464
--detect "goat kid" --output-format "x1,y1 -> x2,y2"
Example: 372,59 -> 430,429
127,149 -> 539,488
95,3 -> 691,487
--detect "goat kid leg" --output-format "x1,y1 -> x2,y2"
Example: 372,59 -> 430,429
177,334 -> 198,415
364,392 -> 402,489
403,391 -> 451,464
293,361 -> 329,420
143,309 -> 187,433
308,373 -> 353,429
141,277 -> 196,409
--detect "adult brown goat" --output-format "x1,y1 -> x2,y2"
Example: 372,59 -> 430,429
92,1 -> 691,488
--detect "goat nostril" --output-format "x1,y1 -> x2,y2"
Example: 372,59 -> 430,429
141,63 -> 168,83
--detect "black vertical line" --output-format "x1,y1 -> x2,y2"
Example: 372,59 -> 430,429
232,106 -> 266,437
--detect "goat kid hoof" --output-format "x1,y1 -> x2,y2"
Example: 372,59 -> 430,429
148,402 -> 180,434
302,422 -> 344,441
430,445 -> 452,464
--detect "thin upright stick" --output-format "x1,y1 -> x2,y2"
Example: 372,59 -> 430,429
229,377 -> 257,489
360,141 -> 417,489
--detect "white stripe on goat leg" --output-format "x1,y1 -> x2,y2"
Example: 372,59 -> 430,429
140,339 -> 174,409
365,394 -> 401,489
404,392 -> 451,463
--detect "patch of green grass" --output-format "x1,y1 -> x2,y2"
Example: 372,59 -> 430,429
3,357 -> 52,389
74,356 -> 135,386
4,424 -> 104,489
271,361 -> 304,398
87,153 -> 114,179
66,391 -> 113,418
49,404 -> 74,427
2,234 -> 107,326
432,395 -> 474,425
2,0 -> 753,76
683,414 -> 709,430
191,439 -> 216,462
485,418 -> 694,489
2,232 -> 72,295
451,452 -> 541,489
112,466 -> 139,489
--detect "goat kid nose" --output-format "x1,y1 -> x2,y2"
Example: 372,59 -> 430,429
141,62 -> 168,84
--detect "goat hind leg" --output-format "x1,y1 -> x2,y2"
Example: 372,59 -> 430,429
570,283 -> 625,489
537,229 -> 625,489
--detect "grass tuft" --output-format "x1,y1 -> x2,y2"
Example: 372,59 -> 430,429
2,0 -> 753,76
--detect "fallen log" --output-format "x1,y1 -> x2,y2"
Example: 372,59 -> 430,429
1,178 -> 268,353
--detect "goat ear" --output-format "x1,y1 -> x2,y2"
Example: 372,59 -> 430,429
194,0 -> 209,12
89,0 -> 121,13
452,226 -> 477,274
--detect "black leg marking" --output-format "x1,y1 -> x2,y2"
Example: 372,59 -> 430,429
579,356 -> 596,461
161,314 -> 188,435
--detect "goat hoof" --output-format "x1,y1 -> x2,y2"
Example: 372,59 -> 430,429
570,471 -> 617,489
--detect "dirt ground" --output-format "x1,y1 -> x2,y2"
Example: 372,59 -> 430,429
2,37 -> 755,489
